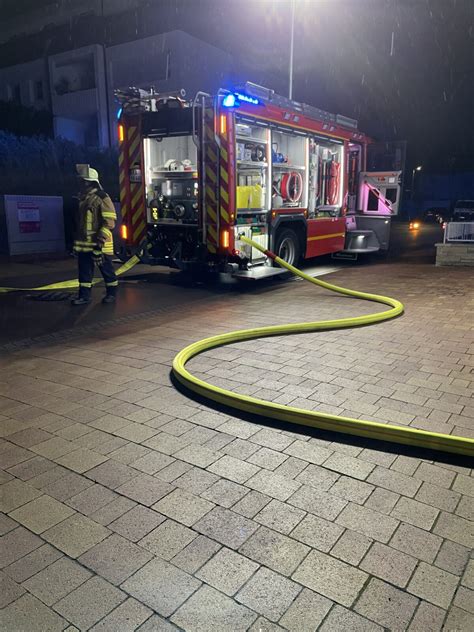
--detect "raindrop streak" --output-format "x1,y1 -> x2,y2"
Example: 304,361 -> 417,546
390,32 -> 395,56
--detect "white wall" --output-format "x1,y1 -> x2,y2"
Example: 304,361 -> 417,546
172,30 -> 233,95
49,45 -> 109,146
106,29 -> 233,94
0,58 -> 49,109
107,32 -> 173,90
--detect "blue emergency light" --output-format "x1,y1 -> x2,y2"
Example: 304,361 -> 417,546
222,94 -> 237,108
222,91 -> 259,108
235,92 -> 259,105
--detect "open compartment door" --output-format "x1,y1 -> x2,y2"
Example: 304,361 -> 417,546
358,171 -> 402,216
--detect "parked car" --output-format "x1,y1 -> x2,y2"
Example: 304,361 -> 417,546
422,208 -> 447,224
452,200 -> 474,222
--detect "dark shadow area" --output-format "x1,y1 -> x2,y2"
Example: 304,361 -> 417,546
0,219 -> 442,346
0,264 -> 303,346
171,371 -> 473,468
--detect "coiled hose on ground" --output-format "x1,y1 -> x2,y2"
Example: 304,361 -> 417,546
173,236 -> 474,457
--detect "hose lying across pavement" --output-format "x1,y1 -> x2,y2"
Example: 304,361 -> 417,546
173,236 -> 474,457
2,238 -> 471,456
0,255 -> 141,294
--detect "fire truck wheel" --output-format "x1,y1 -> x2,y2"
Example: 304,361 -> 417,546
275,229 -> 301,266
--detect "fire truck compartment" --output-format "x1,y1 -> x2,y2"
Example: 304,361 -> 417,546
234,224 -> 268,263
144,135 -> 198,227
142,224 -> 201,269
141,108 -> 194,137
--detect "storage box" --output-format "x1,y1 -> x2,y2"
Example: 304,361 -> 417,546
236,185 -> 263,209
0,195 -> 65,255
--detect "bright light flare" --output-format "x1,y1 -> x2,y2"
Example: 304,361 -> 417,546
221,230 -> 230,248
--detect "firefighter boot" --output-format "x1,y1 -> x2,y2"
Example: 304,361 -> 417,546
71,286 -> 92,306
102,286 -> 117,304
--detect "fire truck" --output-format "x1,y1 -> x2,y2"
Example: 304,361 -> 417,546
115,82 -> 402,279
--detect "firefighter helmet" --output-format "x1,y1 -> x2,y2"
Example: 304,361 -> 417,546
76,164 -> 100,182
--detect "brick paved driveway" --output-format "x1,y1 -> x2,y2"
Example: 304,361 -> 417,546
1,261 -> 473,631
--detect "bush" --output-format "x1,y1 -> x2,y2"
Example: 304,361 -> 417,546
0,131 -> 119,199
0,100 -> 53,137
0,131 -> 119,247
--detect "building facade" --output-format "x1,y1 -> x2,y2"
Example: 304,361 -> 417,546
0,1 -> 141,45
0,58 -> 50,111
0,29 -> 236,147
1,0 -> 288,148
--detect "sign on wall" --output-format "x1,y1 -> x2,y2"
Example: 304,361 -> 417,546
18,202 -> 41,233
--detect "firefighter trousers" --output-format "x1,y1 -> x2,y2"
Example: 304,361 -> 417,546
77,252 -> 118,298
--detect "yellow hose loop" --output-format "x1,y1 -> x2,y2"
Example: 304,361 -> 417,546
173,236 -> 474,457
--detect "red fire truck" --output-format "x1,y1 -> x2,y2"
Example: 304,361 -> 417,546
116,82 -> 402,279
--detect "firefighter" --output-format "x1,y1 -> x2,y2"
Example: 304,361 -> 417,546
72,164 -> 118,305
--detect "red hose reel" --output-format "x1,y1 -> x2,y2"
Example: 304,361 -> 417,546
280,171 -> 303,204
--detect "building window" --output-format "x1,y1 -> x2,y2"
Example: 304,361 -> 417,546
35,80 -> 44,100
53,55 -> 96,95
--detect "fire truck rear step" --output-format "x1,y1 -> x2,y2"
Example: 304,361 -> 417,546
342,229 -> 380,254
232,267 -> 290,281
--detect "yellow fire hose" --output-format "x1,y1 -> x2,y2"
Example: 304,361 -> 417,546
173,236 -> 474,457
1,240 -> 472,456
0,255 -> 141,294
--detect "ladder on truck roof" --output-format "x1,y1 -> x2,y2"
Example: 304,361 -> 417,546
115,87 -> 188,113
235,82 -> 359,132
115,83 -> 359,133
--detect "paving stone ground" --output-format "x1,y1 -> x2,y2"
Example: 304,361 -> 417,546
1,261 -> 473,631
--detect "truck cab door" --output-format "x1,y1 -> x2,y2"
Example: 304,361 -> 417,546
365,140 -> 406,214
358,171 -> 402,215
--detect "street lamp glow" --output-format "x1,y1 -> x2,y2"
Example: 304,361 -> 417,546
411,165 -> 423,200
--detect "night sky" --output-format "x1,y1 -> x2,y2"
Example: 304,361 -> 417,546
163,0 -> 474,173
2,0 -> 473,172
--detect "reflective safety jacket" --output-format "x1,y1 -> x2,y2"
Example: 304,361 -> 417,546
74,187 -> 117,255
